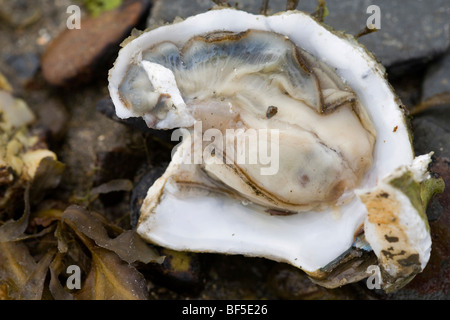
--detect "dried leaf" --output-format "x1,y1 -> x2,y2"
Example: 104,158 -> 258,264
76,245 -> 148,300
0,186 -> 56,242
15,225 -> 55,242
0,283 -> 9,300
49,253 -> 74,300
18,250 -> 55,300
0,241 -> 36,299
0,72 -> 12,92
62,205 -> 162,264
89,179 -> 133,197
54,221 -> 92,274
107,230 -> 165,264
31,208 -> 63,228
0,186 -> 30,242
410,92 -> 450,116
29,157 -> 65,205
54,222 -> 69,254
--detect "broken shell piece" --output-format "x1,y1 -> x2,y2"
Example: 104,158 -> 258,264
0,86 -> 64,216
357,153 -> 444,292
108,9 -> 444,291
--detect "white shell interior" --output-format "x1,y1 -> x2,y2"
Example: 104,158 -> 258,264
109,9 -> 414,272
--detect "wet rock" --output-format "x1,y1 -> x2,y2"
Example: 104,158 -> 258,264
41,0 -> 151,87
268,264 -> 331,299
429,158 -> 450,222
297,0 -> 450,73
147,0 -> 294,26
412,105 -> 450,159
93,147 -> 145,205
96,97 -> 173,215
201,255 -> 276,299
130,166 -> 167,228
33,97 -> 70,145
268,263 -> 378,300
422,50 -> 450,100
148,0 -> 450,75
58,85 -> 145,204
388,67 -> 426,110
97,97 -> 150,133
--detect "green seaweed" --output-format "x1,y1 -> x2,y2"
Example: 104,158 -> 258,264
389,171 -> 444,231
83,0 -> 122,17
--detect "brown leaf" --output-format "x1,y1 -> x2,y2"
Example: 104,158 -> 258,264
76,246 -> 149,300
31,208 -> 63,228
29,157 -> 65,205
48,253 -> 74,300
62,205 -> 162,264
89,179 -> 133,197
0,241 -> 36,299
410,92 -> 450,116
105,230 -> 165,264
0,186 -> 31,242
18,250 -> 55,300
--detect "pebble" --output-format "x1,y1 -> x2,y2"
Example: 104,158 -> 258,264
41,0 -> 151,87
0,0 -> 42,28
3,52 -> 40,86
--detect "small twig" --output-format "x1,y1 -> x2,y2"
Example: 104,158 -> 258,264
410,92 -> 450,116
261,0 -> 269,15
212,0 -> 231,7
286,0 -> 299,11
311,0 -> 327,22
355,26 -> 378,39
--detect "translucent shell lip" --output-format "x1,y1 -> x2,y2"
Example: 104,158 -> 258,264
108,9 -> 417,274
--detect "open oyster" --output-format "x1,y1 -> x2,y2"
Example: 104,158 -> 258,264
108,9 -> 444,292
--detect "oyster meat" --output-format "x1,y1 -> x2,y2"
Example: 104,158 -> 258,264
108,9 -> 444,292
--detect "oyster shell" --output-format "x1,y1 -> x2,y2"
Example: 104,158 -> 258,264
108,9 -> 444,292
0,77 -> 64,217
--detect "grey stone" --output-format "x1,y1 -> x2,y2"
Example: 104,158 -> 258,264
147,0 -> 293,26
422,50 -> 450,100
412,105 -> 450,159
147,0 -> 450,72
297,0 -> 450,70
